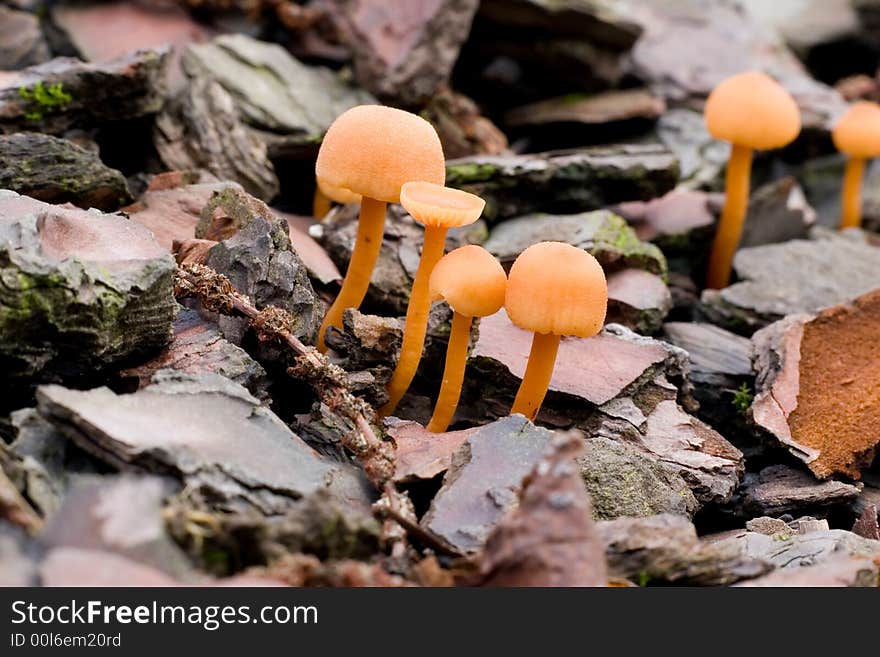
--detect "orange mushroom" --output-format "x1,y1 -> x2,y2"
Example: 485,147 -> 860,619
314,105 -> 445,352
703,71 -> 800,289
832,101 -> 880,229
380,182 -> 485,416
425,245 -> 507,433
506,242 -> 607,421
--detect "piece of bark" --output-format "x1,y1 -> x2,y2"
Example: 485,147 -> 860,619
852,505 -> 880,540
247,553 -> 409,587
155,76 -> 279,202
606,269 -> 672,334
0,132 -> 132,211
446,144 -> 679,223
174,238 -> 216,266
735,555 -> 878,587
579,435 -> 697,520
421,415 -> 554,553
50,1 -> 212,90
712,526 -> 880,569
0,47 -> 169,134
739,176 -> 817,248
0,466 -> 43,534
598,514 -> 771,586
751,289 -> 880,479
483,210 -> 667,275
0,6 -> 50,69
421,87 -> 509,159
35,373 -> 374,516
41,475 -> 196,580
0,191 -> 175,397
124,176 -> 232,251
326,0 -> 479,107
182,34 -> 374,138
701,233 -> 880,334
735,465 -> 862,517
478,433 -> 607,587
386,419 -> 479,484
118,307 -> 270,399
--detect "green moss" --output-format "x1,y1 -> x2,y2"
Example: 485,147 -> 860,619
445,161 -> 498,183
18,81 -> 73,123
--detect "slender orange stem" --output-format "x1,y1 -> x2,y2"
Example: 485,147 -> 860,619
510,332 -> 561,422
840,157 -> 866,230
380,226 -> 448,416
705,144 -> 753,290
317,197 -> 385,352
426,311 -> 472,433
313,186 -> 331,219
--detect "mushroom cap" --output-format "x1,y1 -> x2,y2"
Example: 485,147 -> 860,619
318,177 -> 361,205
400,181 -> 485,228
704,71 -> 801,150
429,245 -> 507,318
505,241 -> 607,337
315,105 -> 445,204
832,101 -> 880,158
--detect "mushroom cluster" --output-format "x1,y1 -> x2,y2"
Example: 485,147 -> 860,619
312,106 -> 609,432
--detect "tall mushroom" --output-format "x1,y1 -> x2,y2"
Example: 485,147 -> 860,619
315,105 -> 445,352
381,182 -> 485,415
506,242 -> 607,421
426,245 -> 507,433
832,101 -> 880,229
704,71 -> 800,289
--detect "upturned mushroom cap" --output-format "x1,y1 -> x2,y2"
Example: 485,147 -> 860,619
315,105 -> 445,204
704,71 -> 801,150
429,245 -> 506,318
832,101 -> 880,159
505,242 -> 607,337
400,181 -> 485,228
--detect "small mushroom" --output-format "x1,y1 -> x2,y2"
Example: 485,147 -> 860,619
832,101 -> 880,229
425,245 -> 507,433
703,71 -> 800,289
381,182 -> 486,416
314,105 -> 445,352
505,242 -> 607,421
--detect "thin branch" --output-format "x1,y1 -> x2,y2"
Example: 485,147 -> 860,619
175,263 -> 395,488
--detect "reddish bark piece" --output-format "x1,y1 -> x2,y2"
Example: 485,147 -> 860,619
386,419 -> 479,483
326,0 -> 479,106
471,310 -> 670,406
124,179 -> 232,251
118,308 -> 268,395
174,238 -> 216,266
478,434 -> 608,587
852,505 -> 880,541
752,289 -> 880,479
606,268 -> 672,334
51,2 -> 211,88
616,189 -> 717,243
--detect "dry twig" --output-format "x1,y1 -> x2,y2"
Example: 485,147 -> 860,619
175,263 -> 395,488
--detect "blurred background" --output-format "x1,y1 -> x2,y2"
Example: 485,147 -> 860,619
2,0 -> 880,220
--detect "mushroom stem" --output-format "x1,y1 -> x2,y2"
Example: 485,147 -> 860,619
705,143 -> 753,290
840,156 -> 866,229
381,225 -> 449,415
317,196 -> 386,352
427,311 -> 473,433
511,331 -> 561,421
313,186 -> 331,219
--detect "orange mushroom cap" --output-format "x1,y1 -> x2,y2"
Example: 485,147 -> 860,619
400,181 -> 485,228
832,101 -> 880,159
704,71 -> 801,150
315,105 -> 445,204
317,177 -> 361,205
429,245 -> 506,318
505,242 -> 607,337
